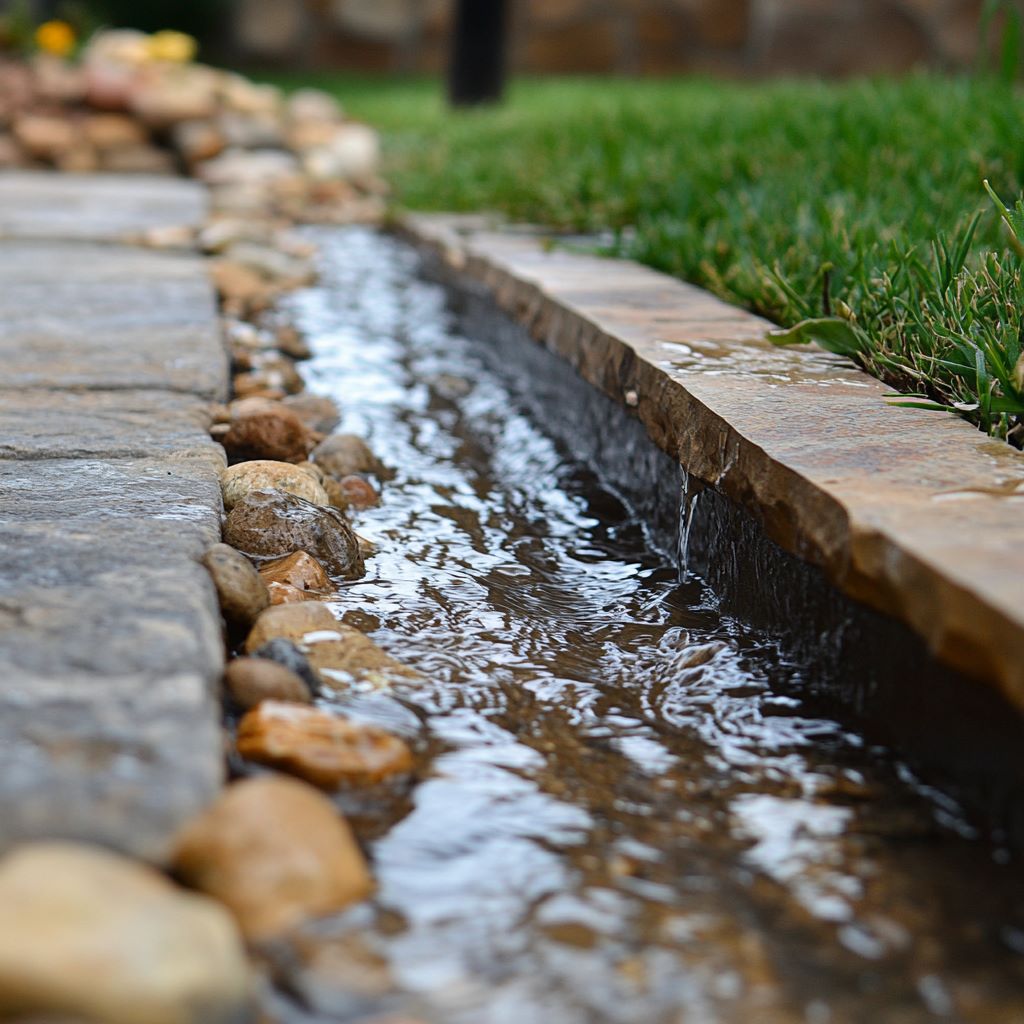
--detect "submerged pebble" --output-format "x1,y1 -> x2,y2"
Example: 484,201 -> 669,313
172,776 -> 372,942
259,550 -> 331,595
224,491 -> 364,579
312,434 -> 382,480
236,701 -> 414,790
244,601 -> 342,652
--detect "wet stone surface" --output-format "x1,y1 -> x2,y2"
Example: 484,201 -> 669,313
262,228 -> 1024,1023
0,174 -> 226,862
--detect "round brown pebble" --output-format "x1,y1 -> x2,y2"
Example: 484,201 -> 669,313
221,405 -> 314,464
337,475 -> 380,510
223,657 -> 312,709
312,434 -> 381,480
171,776 -> 373,941
236,701 -> 414,790
200,543 -> 269,630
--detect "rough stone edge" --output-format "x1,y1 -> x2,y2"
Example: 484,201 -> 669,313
399,213 -> 1024,712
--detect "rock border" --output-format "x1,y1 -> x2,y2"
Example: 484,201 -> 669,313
401,214 -> 1024,713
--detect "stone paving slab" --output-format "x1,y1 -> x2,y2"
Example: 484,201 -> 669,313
406,214 -> 1024,711
0,241 -> 227,398
0,171 -> 205,243
0,174 -> 228,862
0,390 -> 215,460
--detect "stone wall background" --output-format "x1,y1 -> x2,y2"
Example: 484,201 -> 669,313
228,0 -> 1004,77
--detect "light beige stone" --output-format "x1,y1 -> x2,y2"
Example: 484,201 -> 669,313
172,776 -> 372,941
0,843 -> 250,1024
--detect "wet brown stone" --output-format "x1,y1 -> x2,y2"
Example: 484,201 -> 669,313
173,119 -> 227,165
274,324 -> 313,361
312,433 -> 382,480
282,393 -> 340,433
221,461 -> 328,512
81,113 -> 148,151
303,627 -> 421,691
266,581 -> 320,605
244,601 -> 342,653
224,656 -> 312,709
224,491 -> 364,578
211,260 -> 276,316
221,405 -> 315,464
335,474 -> 381,511
0,843 -> 250,1024
236,701 -> 414,790
259,550 -> 331,594
171,776 -> 373,941
201,542 -> 270,631
233,360 -> 303,397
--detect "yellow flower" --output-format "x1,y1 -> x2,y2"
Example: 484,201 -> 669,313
147,29 -> 197,64
35,20 -> 76,58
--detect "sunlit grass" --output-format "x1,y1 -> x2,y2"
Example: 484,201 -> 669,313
267,73 -> 1024,442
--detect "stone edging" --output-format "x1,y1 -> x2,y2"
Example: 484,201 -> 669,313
401,213 -> 1024,712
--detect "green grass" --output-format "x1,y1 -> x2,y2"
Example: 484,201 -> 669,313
268,73 -> 1024,443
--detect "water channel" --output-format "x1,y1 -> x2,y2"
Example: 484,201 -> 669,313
260,227 -> 1024,1024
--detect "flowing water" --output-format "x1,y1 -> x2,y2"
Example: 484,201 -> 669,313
264,227 -> 1024,1024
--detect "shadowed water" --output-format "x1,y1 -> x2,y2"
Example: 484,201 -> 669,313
269,227 -> 1024,1024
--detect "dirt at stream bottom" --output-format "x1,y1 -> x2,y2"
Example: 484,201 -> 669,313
253,227 -> 1024,1024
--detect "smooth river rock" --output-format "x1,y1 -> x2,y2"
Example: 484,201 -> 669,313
312,434 -> 382,480
281,393 -> 339,433
172,776 -> 372,942
259,550 -> 331,597
223,657 -> 312,709
244,601 -> 341,652
200,543 -> 269,631
220,462 -> 328,511
223,490 -> 364,579
333,475 -> 380,511
236,702 -> 414,790
0,842 -> 250,1024
220,404 -> 314,464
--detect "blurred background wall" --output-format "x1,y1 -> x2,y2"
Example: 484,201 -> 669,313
227,0 -> 988,76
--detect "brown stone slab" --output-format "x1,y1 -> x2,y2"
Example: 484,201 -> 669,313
0,171 -> 205,243
404,214 -> 1024,709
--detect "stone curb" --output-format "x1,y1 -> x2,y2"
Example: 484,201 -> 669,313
402,214 -> 1024,712
0,172 -> 228,862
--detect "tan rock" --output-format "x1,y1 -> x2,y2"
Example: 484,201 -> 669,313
223,241 -> 315,287
224,657 -> 312,709
0,842 -> 250,1024
303,627 -> 421,691
219,74 -> 283,117
335,475 -> 381,511
201,543 -> 270,630
12,114 -> 78,161
301,123 -> 380,183
173,119 -> 227,165
312,434 -> 382,480
224,491 -> 364,579
171,776 -> 372,942
293,460 -> 326,483
259,550 -> 331,594
286,88 -> 343,124
231,378 -> 285,401
55,146 -> 100,174
236,702 -> 414,790
274,323 -> 313,361
221,461 -> 329,512
82,113 -> 148,150
266,581 -> 320,605
221,405 -> 315,464
243,601 -> 341,653
211,260 -> 276,314
131,67 -> 220,128
99,144 -> 177,175
282,393 -> 339,433
197,148 -> 299,187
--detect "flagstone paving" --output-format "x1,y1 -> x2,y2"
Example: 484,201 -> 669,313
0,173 -> 227,862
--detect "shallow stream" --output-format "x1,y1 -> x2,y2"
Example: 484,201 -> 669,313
267,228 -> 1024,1024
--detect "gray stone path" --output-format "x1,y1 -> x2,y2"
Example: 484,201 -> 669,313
0,173 -> 227,862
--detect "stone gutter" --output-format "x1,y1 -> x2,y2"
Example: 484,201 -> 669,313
0,172 -> 228,862
402,214 -> 1024,713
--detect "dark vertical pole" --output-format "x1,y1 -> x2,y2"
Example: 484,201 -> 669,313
448,0 -> 509,107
